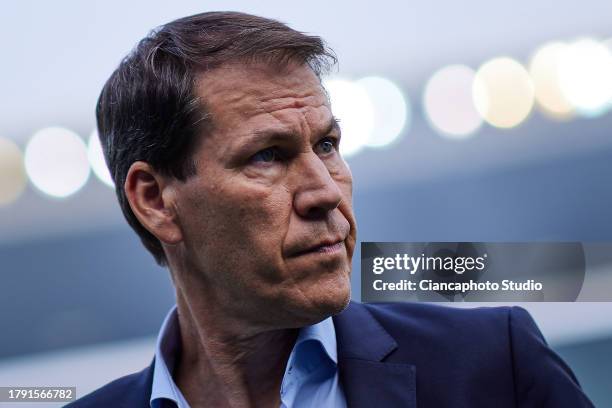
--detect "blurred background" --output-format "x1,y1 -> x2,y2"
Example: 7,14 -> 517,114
1,0 -> 611,406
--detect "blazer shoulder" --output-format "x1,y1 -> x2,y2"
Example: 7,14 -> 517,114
65,360 -> 154,408
360,301 -> 514,336
354,301 -> 521,361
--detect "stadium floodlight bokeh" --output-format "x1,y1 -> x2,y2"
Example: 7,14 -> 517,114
24,127 -> 90,199
472,57 -> 535,129
88,129 -> 115,188
322,78 -> 375,157
357,76 -> 409,148
529,42 -> 575,120
423,65 -> 483,139
324,76 -> 409,155
0,137 -> 27,205
557,38 -> 612,117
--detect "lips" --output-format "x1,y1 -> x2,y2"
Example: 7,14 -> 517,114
288,236 -> 346,257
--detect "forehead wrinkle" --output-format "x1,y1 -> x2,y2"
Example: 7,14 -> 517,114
197,65 -> 326,116
241,88 -> 328,118
204,86 -> 328,125
194,63 -> 332,158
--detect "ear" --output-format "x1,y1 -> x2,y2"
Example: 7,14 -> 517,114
124,161 -> 183,245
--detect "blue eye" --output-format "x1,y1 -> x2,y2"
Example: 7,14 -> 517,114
319,140 -> 334,153
315,137 -> 338,155
251,147 -> 277,163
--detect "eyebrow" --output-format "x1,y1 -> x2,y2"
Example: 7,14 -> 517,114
251,116 -> 341,143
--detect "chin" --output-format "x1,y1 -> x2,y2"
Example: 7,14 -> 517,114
296,270 -> 352,324
324,278 -> 352,314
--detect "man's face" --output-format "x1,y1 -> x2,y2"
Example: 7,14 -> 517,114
170,61 -> 356,328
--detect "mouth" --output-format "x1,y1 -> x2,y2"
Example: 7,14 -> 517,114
289,238 -> 346,258
312,241 -> 345,254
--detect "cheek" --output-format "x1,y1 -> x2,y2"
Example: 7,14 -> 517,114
183,179 -> 293,276
329,154 -> 352,187
331,160 -> 354,208
339,196 -> 357,259
229,185 -> 292,239
333,165 -> 357,257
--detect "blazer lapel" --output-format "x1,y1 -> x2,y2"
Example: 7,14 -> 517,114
333,301 -> 417,408
125,357 -> 155,408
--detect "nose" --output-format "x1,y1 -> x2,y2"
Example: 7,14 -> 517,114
293,153 -> 343,219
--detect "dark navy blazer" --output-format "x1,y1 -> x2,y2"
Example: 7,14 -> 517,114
66,301 -> 594,407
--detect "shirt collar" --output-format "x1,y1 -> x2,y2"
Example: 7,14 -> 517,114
294,313 -> 338,364
150,305 -> 339,407
150,305 -> 190,407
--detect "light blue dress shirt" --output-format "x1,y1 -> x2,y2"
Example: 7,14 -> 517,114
150,305 -> 346,408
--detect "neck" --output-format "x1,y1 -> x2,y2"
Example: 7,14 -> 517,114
173,288 -> 299,408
